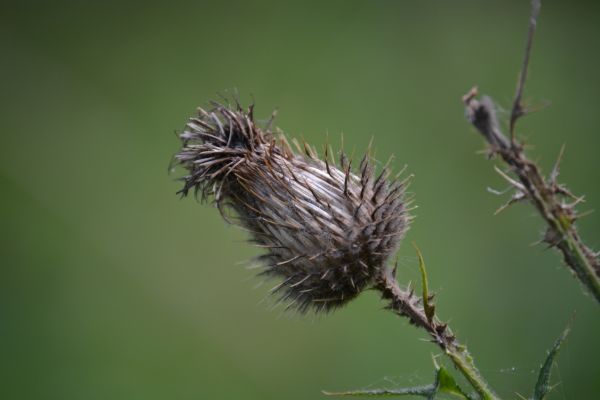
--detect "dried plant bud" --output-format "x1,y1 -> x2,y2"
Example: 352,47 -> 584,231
174,100 -> 410,313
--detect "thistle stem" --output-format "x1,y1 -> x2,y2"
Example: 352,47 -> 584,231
444,347 -> 498,400
463,0 -> 600,303
463,93 -> 600,304
376,269 -> 500,400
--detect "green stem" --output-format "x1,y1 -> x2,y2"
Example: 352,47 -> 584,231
503,144 -> 600,304
556,226 -> 600,303
445,345 -> 499,400
376,269 -> 500,400
323,384 -> 435,397
463,92 -> 600,304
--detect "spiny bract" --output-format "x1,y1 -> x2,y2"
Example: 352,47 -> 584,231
174,100 -> 410,313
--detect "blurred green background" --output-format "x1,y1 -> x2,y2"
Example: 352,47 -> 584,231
2,1 -> 599,398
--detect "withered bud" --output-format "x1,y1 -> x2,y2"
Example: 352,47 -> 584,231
174,100 -> 410,313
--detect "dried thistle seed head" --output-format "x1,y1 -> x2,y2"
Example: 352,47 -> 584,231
174,100 -> 410,313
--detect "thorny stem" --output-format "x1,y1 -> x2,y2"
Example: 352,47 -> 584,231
463,92 -> 600,304
323,384 -> 436,398
375,268 -> 500,400
464,99 -> 600,302
463,0 -> 600,304
510,0 -> 541,141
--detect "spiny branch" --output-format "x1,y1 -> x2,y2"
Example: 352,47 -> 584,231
463,1 -> 600,303
510,0 -> 541,141
324,365 -> 473,400
374,266 -> 499,400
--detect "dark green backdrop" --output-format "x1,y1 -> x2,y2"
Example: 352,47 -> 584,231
2,1 -> 599,399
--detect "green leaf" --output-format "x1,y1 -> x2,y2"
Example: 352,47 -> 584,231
413,243 -> 435,323
322,384 -> 436,398
531,322 -> 572,400
323,366 -> 472,399
436,366 -> 471,399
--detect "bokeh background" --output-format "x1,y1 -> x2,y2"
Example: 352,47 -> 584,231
2,1 -> 599,399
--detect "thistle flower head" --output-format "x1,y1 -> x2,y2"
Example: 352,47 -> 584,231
174,100 -> 410,313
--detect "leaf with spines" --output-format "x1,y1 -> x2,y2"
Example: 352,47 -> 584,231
530,321 -> 571,400
414,243 -> 435,323
322,384 -> 436,398
323,366 -> 471,400
435,366 -> 472,400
